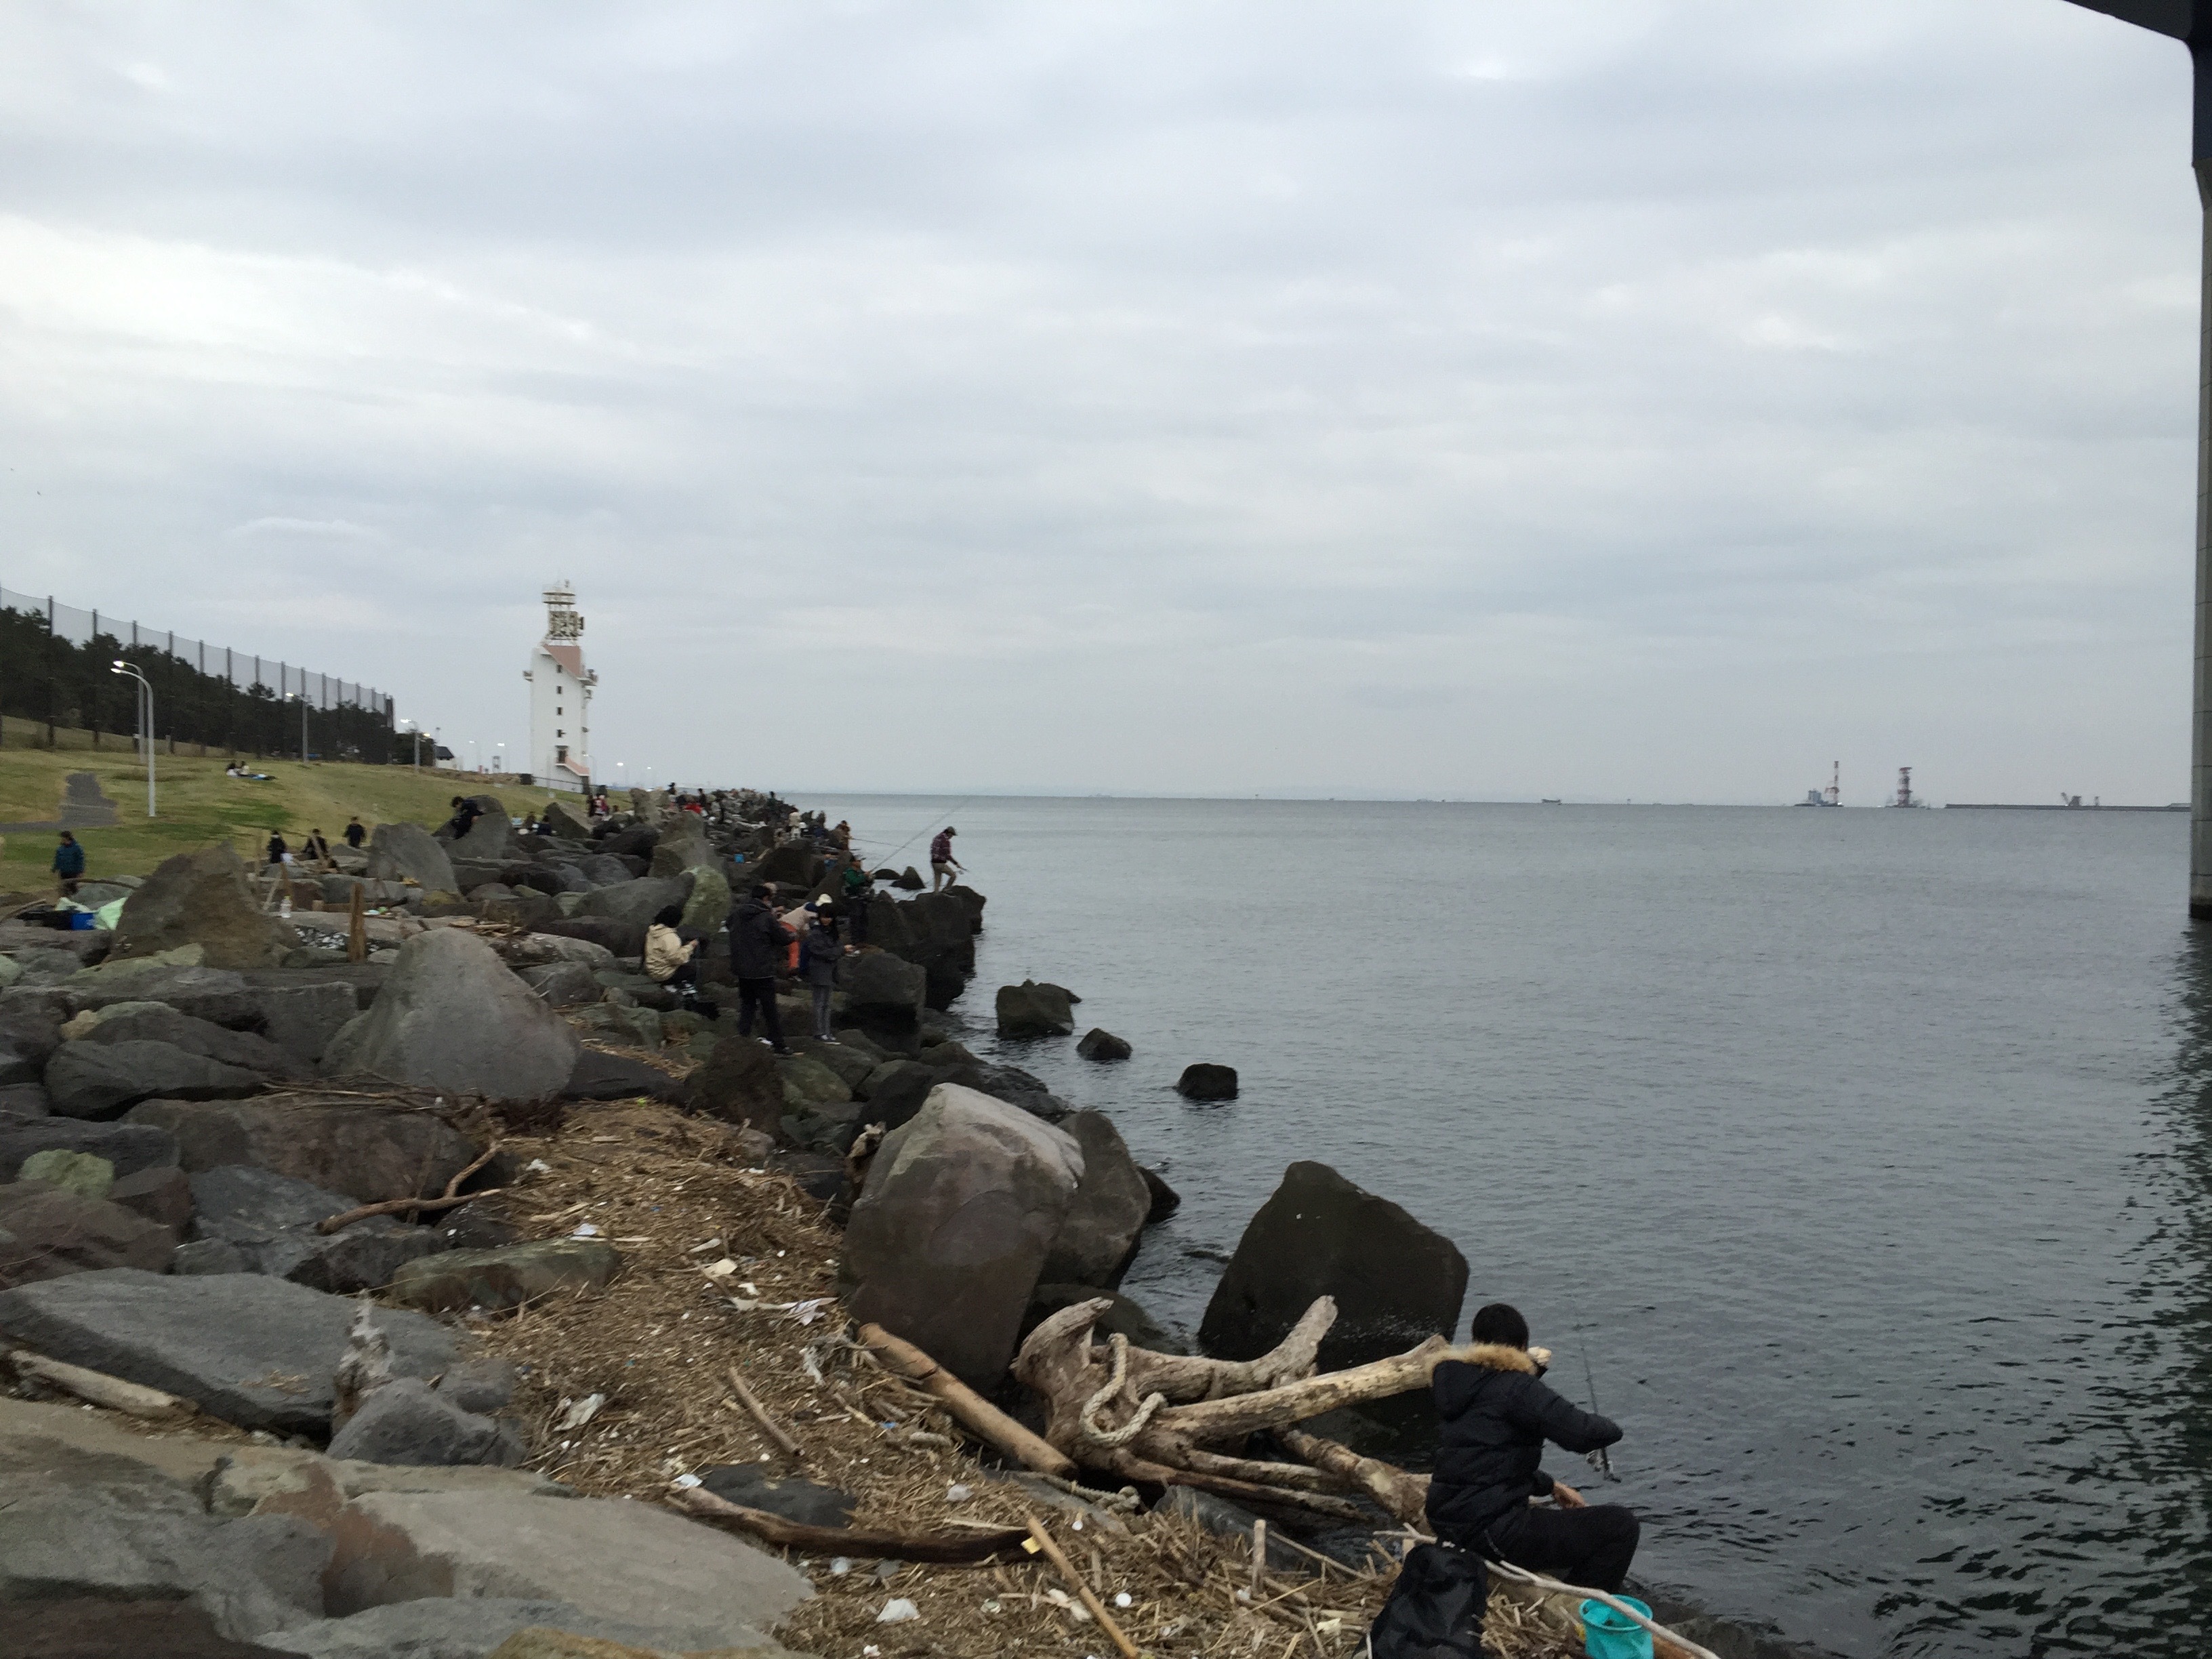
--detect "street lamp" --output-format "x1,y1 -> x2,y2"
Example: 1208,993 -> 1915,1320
399,718 -> 422,771
283,692 -> 308,763
109,660 -> 154,818
2062,3 -> 2212,912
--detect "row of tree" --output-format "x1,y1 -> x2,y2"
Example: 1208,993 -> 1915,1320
0,605 -> 398,762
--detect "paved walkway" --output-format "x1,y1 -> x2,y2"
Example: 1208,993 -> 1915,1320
0,771 -> 119,834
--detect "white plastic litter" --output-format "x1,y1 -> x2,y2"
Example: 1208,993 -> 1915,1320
554,1393 -> 605,1431
945,1483 -> 972,1503
1113,1592 -> 1133,1608
671,1474 -> 702,1490
830,1557 -> 852,1576
571,1222 -> 601,1237
876,1599 -> 920,1624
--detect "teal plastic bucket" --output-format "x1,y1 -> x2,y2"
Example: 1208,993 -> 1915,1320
1581,1597 -> 1654,1659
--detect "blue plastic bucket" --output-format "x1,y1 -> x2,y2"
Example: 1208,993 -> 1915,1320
67,909 -> 95,930
1581,1597 -> 1654,1659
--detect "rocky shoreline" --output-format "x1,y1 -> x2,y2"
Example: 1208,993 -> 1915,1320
0,788 -> 1809,1659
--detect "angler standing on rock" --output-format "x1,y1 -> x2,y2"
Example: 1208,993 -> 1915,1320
1425,1302 -> 1639,1593
727,881 -> 794,1055
929,824 -> 963,892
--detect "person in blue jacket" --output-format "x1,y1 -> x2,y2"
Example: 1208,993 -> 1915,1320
52,831 -> 85,897
1425,1303 -> 1639,1591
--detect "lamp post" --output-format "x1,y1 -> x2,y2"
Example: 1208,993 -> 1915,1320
283,693 -> 308,763
109,660 -> 154,817
2064,3 -> 2212,912
400,718 -> 422,771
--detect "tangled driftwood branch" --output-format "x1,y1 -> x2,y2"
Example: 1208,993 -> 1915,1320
1010,1294 -> 1463,1521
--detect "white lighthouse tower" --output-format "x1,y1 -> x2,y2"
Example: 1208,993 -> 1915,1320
523,583 -> 594,793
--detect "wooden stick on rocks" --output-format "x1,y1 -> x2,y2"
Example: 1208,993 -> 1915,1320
1023,1513 -> 1140,1659
857,1323 -> 1076,1479
672,1486 -> 1028,1563
317,1141 -> 502,1234
5,1351 -> 198,1422
726,1364 -> 803,1461
347,882 -> 367,964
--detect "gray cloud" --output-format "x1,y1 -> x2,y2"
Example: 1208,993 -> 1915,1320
0,0 -> 2198,802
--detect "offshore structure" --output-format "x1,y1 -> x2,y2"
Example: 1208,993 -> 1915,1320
523,583 -> 595,794
1797,762 -> 1842,808
1885,766 -> 1927,809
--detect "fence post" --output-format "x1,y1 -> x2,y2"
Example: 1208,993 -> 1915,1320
45,597 -> 56,748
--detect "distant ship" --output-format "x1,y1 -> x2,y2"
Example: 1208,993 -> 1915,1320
1796,762 -> 1841,807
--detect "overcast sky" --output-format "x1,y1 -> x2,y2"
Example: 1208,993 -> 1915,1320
0,1 -> 2199,802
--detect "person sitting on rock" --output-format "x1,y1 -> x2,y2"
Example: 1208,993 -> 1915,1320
929,825 -> 963,892
644,903 -> 716,1018
444,796 -> 483,840
266,830 -> 289,867
52,831 -> 85,897
1425,1302 -> 1638,1593
343,817 -> 366,850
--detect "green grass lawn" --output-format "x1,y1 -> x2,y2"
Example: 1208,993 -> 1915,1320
0,747 -> 536,893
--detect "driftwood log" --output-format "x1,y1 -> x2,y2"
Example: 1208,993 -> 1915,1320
858,1322 -> 1078,1480
1010,1294 -> 1457,1519
672,1486 -> 1029,1563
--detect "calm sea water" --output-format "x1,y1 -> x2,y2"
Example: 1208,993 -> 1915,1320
813,795 -> 2209,1658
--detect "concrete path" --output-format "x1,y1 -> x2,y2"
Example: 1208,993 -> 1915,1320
0,770 -> 119,834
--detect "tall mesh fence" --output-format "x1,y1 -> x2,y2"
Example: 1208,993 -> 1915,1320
0,583 -> 397,760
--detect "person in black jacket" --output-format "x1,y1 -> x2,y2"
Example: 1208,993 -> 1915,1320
726,883 -> 793,1055
1425,1303 -> 1639,1592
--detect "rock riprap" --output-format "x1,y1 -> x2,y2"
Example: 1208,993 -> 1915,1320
365,821 -> 459,895
996,980 -> 1075,1038
323,930 -> 579,1101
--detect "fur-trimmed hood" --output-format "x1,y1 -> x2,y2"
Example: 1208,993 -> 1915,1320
1461,1343 -> 1539,1375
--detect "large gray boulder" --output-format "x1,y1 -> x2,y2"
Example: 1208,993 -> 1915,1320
575,853 -> 636,887
310,1485 -> 810,1646
108,844 -> 300,970
44,1039 -> 264,1120
996,980 -> 1076,1038
182,1164 -> 445,1294
540,798 -> 594,841
258,982 -> 365,1067
262,1597 -> 691,1659
0,1179 -> 176,1286
680,863 -> 732,932
443,796 -> 511,863
387,1238 -> 620,1314
840,949 -> 926,1027
842,1083 -> 1085,1387
125,1095 -> 481,1205
72,964 -> 266,1028
0,1112 -> 178,1181
365,822 -> 458,895
323,1377 -> 523,1469
0,1437 -> 329,1641
576,874 -> 691,949
1040,1110 -> 1153,1288
683,1033 -> 785,1132
1197,1160 -> 1469,1372
648,817 -> 714,878
76,1002 -> 306,1081
322,930 -> 579,1101
0,1269 -> 456,1434
0,1006 -> 63,1086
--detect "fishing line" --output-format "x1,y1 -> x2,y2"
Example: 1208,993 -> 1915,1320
1581,1340 -> 1620,1483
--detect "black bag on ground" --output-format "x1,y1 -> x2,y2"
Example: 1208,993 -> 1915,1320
1366,1542 -> 1488,1659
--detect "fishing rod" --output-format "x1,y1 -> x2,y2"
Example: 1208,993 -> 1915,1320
1582,1342 -> 1620,1483
861,798 -> 978,865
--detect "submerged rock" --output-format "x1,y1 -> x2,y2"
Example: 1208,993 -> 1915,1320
1076,1027 -> 1132,1063
995,981 -> 1075,1039
1175,1062 -> 1239,1101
